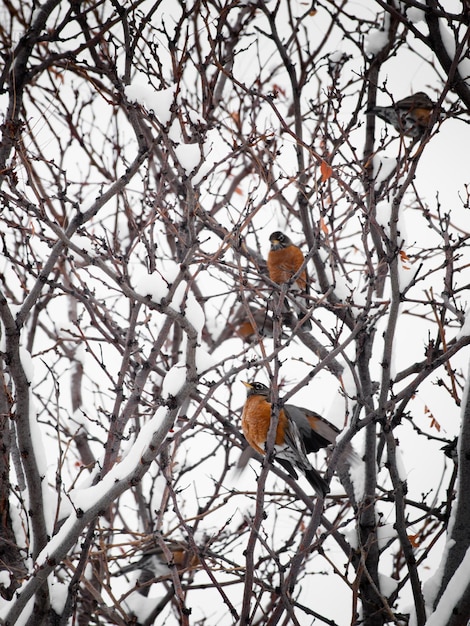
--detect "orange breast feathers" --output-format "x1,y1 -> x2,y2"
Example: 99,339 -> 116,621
241,395 -> 289,455
267,246 -> 307,292
412,107 -> 432,125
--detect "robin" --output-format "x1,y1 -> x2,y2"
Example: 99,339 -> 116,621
267,231 -> 312,329
241,380 -> 342,497
368,92 -> 435,137
119,539 -> 200,596
214,305 -> 278,345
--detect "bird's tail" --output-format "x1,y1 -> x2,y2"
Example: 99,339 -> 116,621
304,467 -> 329,498
292,293 -> 312,330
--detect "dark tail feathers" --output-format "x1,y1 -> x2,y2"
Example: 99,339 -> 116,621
305,467 -> 329,498
276,458 -> 328,498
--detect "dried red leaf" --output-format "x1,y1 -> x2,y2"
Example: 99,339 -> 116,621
320,160 -> 333,182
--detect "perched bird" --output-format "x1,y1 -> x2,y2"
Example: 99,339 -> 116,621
267,231 -> 312,329
241,380 -> 342,497
368,92 -> 435,137
213,305 -> 278,346
119,539 -> 200,595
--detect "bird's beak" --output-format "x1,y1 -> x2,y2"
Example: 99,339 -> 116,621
242,381 -> 252,389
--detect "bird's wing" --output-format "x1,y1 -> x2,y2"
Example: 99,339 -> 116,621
281,416 -> 311,468
278,418 -> 330,497
284,404 -> 338,452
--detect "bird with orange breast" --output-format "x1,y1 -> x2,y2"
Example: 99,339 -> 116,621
240,380 -> 347,497
119,538 -> 200,596
267,231 -> 312,330
368,92 -> 436,137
